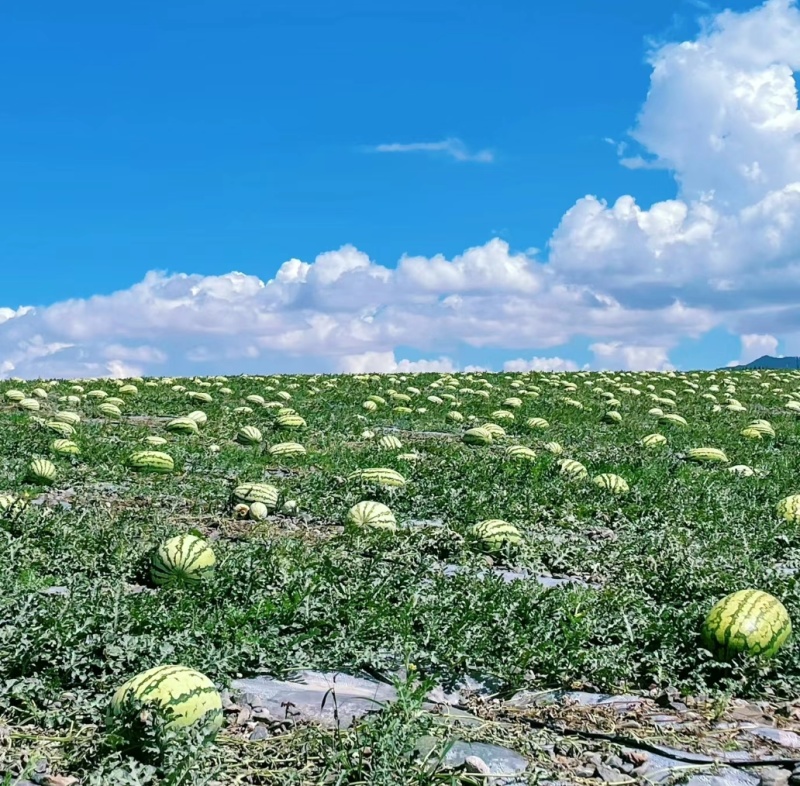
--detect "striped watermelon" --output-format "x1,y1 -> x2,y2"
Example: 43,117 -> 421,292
378,435 -> 403,450
28,458 -> 57,484
345,500 -> 397,532
187,391 -> 213,403
232,482 -> 279,509
462,427 -> 493,446
602,410 -> 622,424
45,420 -> 75,437
151,534 -> 216,587
776,494 -> 800,523
543,441 -> 563,455
505,445 -> 537,461
526,417 -> 550,429
98,402 -> 122,418
686,447 -> 729,464
659,413 -> 688,427
51,439 -> 80,456
701,589 -> 792,660
186,410 -> 208,425
347,467 -> 407,488
145,435 -> 168,446
268,441 -> 307,457
641,433 -> 667,448
111,664 -> 223,732
128,451 -> 174,474
276,413 -> 306,429
236,425 -> 263,445
166,417 -> 200,435
592,473 -> 629,494
470,519 -> 522,552
52,410 -> 81,426
558,458 -> 588,479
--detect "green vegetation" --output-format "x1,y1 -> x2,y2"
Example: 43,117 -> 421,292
2,368 -> 800,783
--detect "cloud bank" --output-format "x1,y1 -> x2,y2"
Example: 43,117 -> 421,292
2,0 -> 800,379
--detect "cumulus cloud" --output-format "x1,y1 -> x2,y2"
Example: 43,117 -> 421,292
370,137 -> 494,163
739,332 -> 780,362
589,341 -> 676,372
2,0 -> 800,379
503,356 -> 583,372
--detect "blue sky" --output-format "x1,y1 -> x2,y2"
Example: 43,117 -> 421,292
0,0 -> 798,378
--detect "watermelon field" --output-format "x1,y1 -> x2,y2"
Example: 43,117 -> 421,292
3,368 -> 800,785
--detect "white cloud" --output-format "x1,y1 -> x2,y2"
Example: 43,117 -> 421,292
503,356 -> 582,372
589,341 -> 676,372
371,137 -> 494,163
2,0 -> 800,379
739,332 -> 780,362
335,351 -> 459,374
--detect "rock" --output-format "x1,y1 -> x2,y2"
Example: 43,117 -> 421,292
249,724 -> 269,742
750,728 -> 800,749
595,763 -> 628,783
757,767 -> 791,786
575,765 -> 598,778
464,756 -> 491,775
684,771 -> 760,786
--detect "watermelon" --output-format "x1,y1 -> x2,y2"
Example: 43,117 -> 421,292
345,500 -> 397,532
470,519 -> 522,552
151,534 -> 216,587
776,494 -> 800,523
232,482 -> 279,509
27,458 -> 57,484
592,473 -> 629,494
236,425 -> 263,445
51,439 -> 80,456
111,664 -> 223,732
268,441 -> 307,457
166,417 -> 200,435
701,589 -> 792,660
347,467 -> 407,488
558,458 -> 588,479
462,427 -> 493,446
128,451 -> 174,474
686,447 -> 729,464
505,445 -> 537,461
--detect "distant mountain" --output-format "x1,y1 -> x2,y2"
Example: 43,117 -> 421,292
723,355 -> 800,370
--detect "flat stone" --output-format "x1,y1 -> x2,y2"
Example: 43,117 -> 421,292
249,724 -> 269,741
750,728 -> 800,749
684,771 -> 760,786
756,766 -> 791,786
596,763 -> 628,783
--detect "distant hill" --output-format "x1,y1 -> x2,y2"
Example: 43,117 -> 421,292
723,355 -> 800,370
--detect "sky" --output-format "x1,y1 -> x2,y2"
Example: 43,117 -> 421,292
1,0 -> 800,378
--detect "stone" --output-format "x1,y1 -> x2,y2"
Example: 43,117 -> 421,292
751,728 -> 800,749
595,763 -> 628,783
249,724 -> 269,742
757,767 -> 791,786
